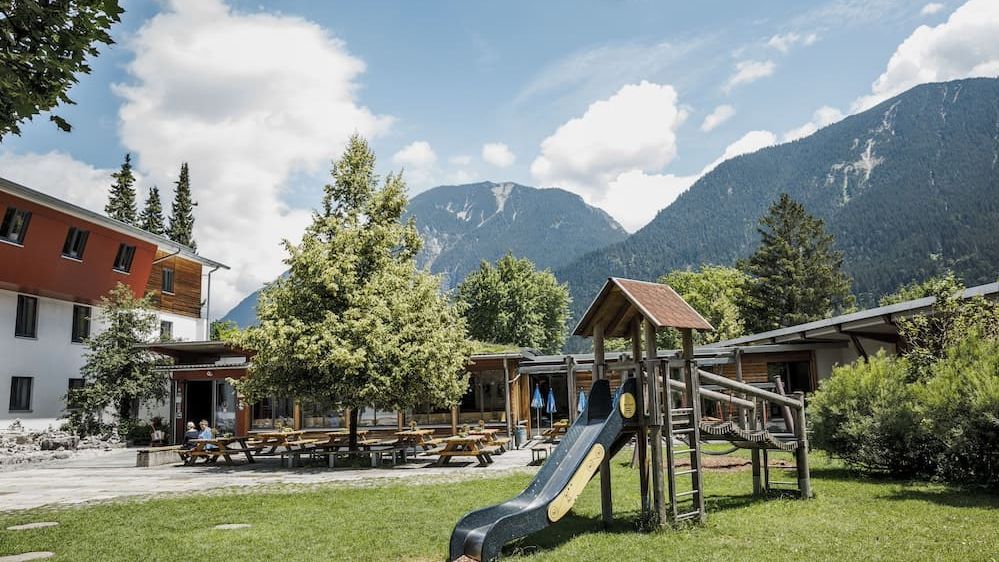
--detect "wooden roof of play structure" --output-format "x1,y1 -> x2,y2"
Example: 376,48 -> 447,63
573,277 -> 714,338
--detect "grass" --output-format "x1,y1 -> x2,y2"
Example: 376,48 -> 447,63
0,452 -> 996,561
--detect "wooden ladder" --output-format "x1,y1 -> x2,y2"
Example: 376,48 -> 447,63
663,359 -> 707,524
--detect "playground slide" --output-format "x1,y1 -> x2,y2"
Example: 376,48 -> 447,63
449,377 -> 639,562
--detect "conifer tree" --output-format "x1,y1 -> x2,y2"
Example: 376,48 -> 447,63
233,135 -> 471,450
168,162 -> 197,249
139,186 -> 165,235
105,154 -> 137,225
738,193 -> 854,333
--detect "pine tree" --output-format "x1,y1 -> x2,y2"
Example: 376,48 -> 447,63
738,193 -> 855,333
105,154 -> 138,225
168,162 -> 197,249
234,135 -> 472,450
139,186 -> 165,235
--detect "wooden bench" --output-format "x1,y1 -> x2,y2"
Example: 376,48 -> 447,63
491,437 -> 511,452
136,445 -> 182,467
321,446 -> 408,468
438,443 -> 500,466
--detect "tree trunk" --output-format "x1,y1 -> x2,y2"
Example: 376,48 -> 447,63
348,408 -> 359,451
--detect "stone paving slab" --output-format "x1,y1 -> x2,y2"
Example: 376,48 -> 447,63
5,522 -> 59,531
0,553 -> 54,561
0,446 -> 539,512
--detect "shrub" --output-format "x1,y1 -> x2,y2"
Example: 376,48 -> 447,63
918,335 -> 999,486
810,351 -> 932,476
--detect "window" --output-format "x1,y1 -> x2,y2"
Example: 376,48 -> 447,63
15,295 -> 38,338
113,244 -> 136,272
61,227 -> 90,260
162,268 -> 175,294
67,378 -> 85,410
0,207 -> 31,245
251,397 -> 294,430
72,305 -> 91,343
160,320 -> 173,340
9,377 -> 32,412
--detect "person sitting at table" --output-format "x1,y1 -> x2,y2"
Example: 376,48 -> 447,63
181,421 -> 199,449
198,419 -> 219,462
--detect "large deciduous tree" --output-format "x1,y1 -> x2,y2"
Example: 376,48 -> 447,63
233,135 -> 471,449
105,153 -> 137,225
738,193 -> 854,333
139,185 -> 165,235
168,162 -> 197,249
0,0 -> 122,139
656,265 -> 748,349
457,253 -> 570,353
69,282 -> 163,435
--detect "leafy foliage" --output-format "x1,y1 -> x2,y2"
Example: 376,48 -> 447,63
0,0 -> 123,139
811,287 -> 999,486
738,193 -> 854,333
879,271 -> 961,305
105,153 -> 137,225
139,186 -> 165,235
209,319 -> 239,341
233,135 -> 471,448
66,283 -> 163,436
457,253 -> 571,353
656,265 -> 747,349
168,162 -> 197,249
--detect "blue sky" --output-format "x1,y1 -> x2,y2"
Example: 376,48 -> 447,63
1,0 -> 996,314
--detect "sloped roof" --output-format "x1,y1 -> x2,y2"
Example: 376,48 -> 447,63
573,277 -> 714,337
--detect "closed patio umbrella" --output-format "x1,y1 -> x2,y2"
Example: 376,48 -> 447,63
577,389 -> 587,414
546,387 -> 557,427
531,385 -> 543,436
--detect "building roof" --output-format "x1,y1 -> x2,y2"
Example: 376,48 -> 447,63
573,277 -> 714,337
714,281 -> 999,347
1,176 -> 228,270
140,340 -> 246,358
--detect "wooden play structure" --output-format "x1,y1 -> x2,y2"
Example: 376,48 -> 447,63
450,278 -> 812,561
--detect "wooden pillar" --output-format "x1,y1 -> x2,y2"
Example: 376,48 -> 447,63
683,329 -> 707,523
735,348 -> 747,427
793,391 -> 812,499
566,356 -> 577,423
503,358 -> 514,437
293,400 -> 302,430
750,399 -> 763,497
632,317 -> 650,514
593,321 -> 612,527
397,411 -> 404,431
451,405 -> 459,435
645,319 -> 666,525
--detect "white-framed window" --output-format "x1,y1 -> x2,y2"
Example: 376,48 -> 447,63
113,244 -> 136,273
61,227 -> 90,260
0,207 -> 31,245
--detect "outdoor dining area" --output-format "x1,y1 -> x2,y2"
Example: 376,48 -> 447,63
174,422 -> 521,469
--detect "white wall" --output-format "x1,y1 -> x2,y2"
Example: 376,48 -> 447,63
814,338 -> 898,384
0,288 -> 202,431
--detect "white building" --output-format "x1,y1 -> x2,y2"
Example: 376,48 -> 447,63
1,177 -> 227,431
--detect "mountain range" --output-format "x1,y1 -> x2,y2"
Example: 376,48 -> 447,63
558,77 -> 999,323
224,77 -> 999,338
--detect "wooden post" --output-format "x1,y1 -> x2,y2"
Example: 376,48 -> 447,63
793,391 -> 812,499
735,348 -> 748,428
645,319 -> 666,525
451,406 -> 458,435
293,401 -> 302,430
593,321 -> 613,527
632,317 -> 650,514
503,358 -> 513,438
682,329 -> 706,523
397,411 -> 404,432
750,399 -> 763,497
566,356 -> 577,423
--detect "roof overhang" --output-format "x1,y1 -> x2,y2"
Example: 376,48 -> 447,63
573,277 -> 714,337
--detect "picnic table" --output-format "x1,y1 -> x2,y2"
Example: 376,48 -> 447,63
435,435 -> 498,466
469,428 -> 511,453
178,436 -> 258,465
249,430 -> 319,465
394,429 -> 437,451
542,420 -> 569,442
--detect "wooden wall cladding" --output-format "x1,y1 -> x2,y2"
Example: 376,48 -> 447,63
146,251 -> 202,317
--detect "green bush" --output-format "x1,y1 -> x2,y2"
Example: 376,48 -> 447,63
811,337 -> 999,486
810,351 -> 932,476
919,336 -> 999,486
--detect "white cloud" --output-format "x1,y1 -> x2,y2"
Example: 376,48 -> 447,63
700,104 -> 736,132
853,0 -> 999,111
767,32 -> 818,54
113,0 -> 391,317
782,105 -> 845,141
392,141 -> 438,187
0,151 -> 115,212
725,60 -> 776,91
530,81 -> 686,202
481,143 -> 516,168
921,3 -> 945,16
448,155 -> 472,166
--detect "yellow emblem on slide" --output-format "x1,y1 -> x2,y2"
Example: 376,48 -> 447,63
619,392 -> 637,418
547,443 -> 605,523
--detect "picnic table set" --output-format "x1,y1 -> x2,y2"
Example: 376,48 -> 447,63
176,424 -> 512,468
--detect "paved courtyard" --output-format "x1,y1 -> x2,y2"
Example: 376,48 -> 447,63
0,446 -> 538,512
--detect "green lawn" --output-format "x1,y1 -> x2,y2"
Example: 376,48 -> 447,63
1,452 -> 996,561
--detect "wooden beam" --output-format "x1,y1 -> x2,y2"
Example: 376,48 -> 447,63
631,317 -> 649,515
646,319 -> 666,525
682,329 -> 706,523
849,334 -> 869,362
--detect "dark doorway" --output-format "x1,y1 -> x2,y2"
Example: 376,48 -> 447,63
185,381 -> 213,428
528,373 -> 569,429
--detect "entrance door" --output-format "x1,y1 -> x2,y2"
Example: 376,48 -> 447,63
185,381 -> 213,429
